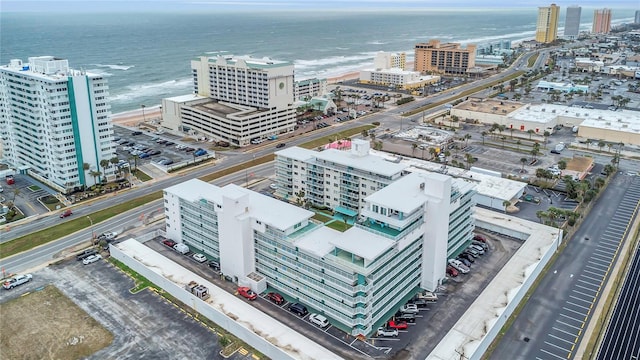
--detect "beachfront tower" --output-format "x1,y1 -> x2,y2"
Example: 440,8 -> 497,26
564,6 -> 581,39
414,40 -> 476,75
161,54 -> 296,147
592,8 -> 612,34
536,4 -> 560,43
0,56 -> 116,193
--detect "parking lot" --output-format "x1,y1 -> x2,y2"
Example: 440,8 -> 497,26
0,258 -> 224,360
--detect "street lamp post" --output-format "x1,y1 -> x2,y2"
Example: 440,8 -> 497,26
86,216 -> 95,242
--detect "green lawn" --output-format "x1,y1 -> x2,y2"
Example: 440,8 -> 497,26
27,185 -> 42,191
132,169 -> 152,182
312,213 -> 333,223
326,221 -> 352,232
527,53 -> 539,68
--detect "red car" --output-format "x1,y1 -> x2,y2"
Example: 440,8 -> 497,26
267,292 -> 284,305
388,320 -> 408,330
162,239 -> 177,248
473,234 -> 487,243
59,209 -> 73,218
237,287 -> 257,301
447,265 -> 459,277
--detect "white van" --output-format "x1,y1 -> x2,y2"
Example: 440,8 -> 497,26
173,243 -> 190,254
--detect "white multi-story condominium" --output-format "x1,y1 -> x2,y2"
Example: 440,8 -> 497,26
294,78 -> 327,100
274,139 -> 477,257
164,166 -> 471,336
0,56 -> 115,193
564,6 -> 582,38
373,51 -> 406,70
592,8 -> 612,34
162,55 -> 296,147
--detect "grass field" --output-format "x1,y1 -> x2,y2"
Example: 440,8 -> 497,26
0,285 -> 113,359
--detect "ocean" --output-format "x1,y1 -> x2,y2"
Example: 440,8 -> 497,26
1,8 -> 636,114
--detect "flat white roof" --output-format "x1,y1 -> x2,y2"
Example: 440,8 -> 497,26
365,172 -> 439,213
295,226 -> 336,258
370,151 -> 526,203
165,180 -> 313,231
315,148 -> 408,178
330,226 -> 395,262
114,239 -> 341,360
427,207 -> 561,359
275,147 -> 316,162
164,93 -> 208,104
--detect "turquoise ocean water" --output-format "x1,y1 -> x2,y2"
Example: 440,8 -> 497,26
1,8 -> 635,113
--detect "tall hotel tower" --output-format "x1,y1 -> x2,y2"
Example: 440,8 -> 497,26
592,8 -> 612,34
0,56 -> 116,193
564,6 -> 582,39
536,4 -> 560,43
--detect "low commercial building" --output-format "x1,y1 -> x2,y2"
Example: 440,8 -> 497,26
536,80 -> 589,93
359,68 -> 440,90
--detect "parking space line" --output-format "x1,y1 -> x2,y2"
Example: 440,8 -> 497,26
591,253 -> 612,261
553,326 -> 578,337
544,340 -> 571,353
548,333 -> 574,345
569,295 -> 592,304
583,269 -> 605,277
585,263 -> 608,271
539,348 -> 565,359
593,248 -> 614,257
566,301 -> 590,311
562,306 -> 586,317
578,274 -> 601,283
575,283 -> 598,292
559,313 -> 584,325
557,319 -> 582,331
587,258 -> 610,267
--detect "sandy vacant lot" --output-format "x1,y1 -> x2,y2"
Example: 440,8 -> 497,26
0,285 -> 113,360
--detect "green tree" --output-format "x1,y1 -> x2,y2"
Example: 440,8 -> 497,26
520,157 -> 528,171
598,141 -> 605,152
503,200 -> 511,213
527,129 -> 535,140
557,159 -> 567,170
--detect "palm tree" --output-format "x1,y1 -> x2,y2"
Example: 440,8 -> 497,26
597,141 -> 605,152
464,134 -> 471,148
481,131 -> 487,145
536,210 -> 546,223
89,170 -> 102,186
464,153 -> 476,169
516,139 -> 521,151
527,129 -> 535,140
110,156 -> 120,177
428,147 -> 437,160
585,139 -> 591,150
99,159 -> 109,181
606,143 -> 613,152
520,157 -> 528,172
82,162 -> 90,189
543,131 -> 550,149
412,143 -> 418,156
500,136 -> 507,149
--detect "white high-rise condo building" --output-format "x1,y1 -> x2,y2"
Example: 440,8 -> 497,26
0,56 -> 116,192
162,54 -> 296,146
164,155 -> 475,336
564,6 -> 581,38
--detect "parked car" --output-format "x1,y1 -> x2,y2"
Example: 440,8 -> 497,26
207,260 -> 220,272
192,253 -> 207,263
276,143 -> 286,148
76,249 -> 97,261
147,150 -> 161,156
459,252 -> 475,263
97,232 -> 118,241
237,287 -> 257,301
267,292 -> 285,305
446,265 -> 459,277
162,239 -> 177,248
469,244 -> 485,255
395,312 -> 416,323
464,248 -> 480,258
387,320 -> 408,330
471,240 -> 488,250
457,256 -> 472,267
448,259 -> 470,274
131,131 -> 142,136
473,234 -> 487,243
139,153 -> 150,159
416,291 -> 438,302
60,209 -> 73,218
194,149 -> 207,156
82,254 -> 102,265
400,303 -> 419,314
288,303 -> 308,317
309,313 -> 330,328
3,274 -> 33,290
376,327 -> 398,337
164,141 -> 175,146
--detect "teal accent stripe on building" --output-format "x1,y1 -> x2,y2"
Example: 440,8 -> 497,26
67,78 -> 86,186
86,76 -> 101,174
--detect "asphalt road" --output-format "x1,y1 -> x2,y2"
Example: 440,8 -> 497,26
490,172 -> 640,360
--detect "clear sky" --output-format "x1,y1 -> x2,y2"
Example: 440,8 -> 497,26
2,0 -> 639,12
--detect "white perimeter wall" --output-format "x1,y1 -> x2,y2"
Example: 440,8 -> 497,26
110,240 -> 341,360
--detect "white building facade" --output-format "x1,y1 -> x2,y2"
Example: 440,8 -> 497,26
294,78 -> 327,100
162,55 -> 297,146
164,167 -> 469,336
0,56 -> 116,192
